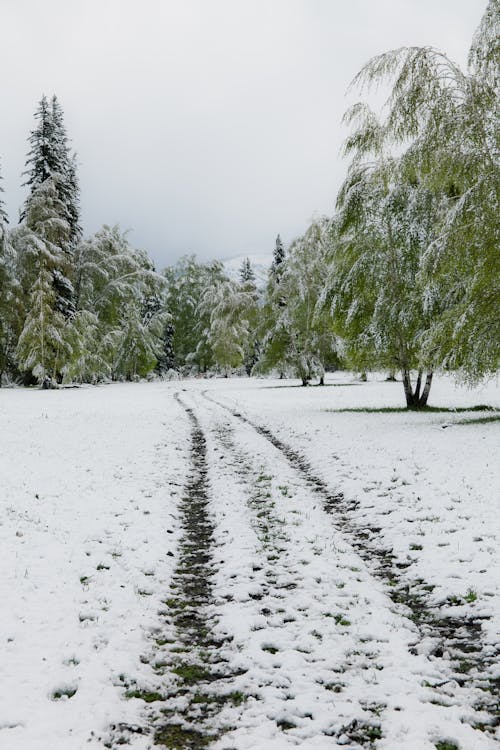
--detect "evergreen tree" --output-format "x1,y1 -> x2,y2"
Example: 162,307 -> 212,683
239,258 -> 260,375
50,97 -> 81,245
0,163 -> 17,382
15,265 -> 69,386
0,159 -> 7,226
22,95 -> 80,244
239,257 -> 255,284
21,95 -> 79,321
15,179 -> 75,384
258,235 -> 290,377
156,322 -> 176,374
271,234 -> 285,279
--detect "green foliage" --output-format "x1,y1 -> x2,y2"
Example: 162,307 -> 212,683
163,257 -> 227,373
199,275 -> 258,375
258,219 -> 338,382
329,158 -> 440,378
15,265 -> 70,385
347,1 -> 500,383
73,225 -> 166,382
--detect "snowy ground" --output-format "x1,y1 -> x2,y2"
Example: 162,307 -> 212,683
0,374 -> 498,749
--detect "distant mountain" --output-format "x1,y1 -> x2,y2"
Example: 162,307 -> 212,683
222,253 -> 272,288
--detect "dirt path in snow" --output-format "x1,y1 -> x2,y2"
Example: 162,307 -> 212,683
150,394 -> 248,748
198,390 -> 499,744
119,389 -> 498,750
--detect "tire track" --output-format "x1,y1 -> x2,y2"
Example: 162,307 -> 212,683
201,389 -> 499,742
115,394 -> 247,750
207,419 -> 387,747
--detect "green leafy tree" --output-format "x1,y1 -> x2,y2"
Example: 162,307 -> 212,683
259,220 -> 337,384
329,152 -> 441,406
347,0 -> 499,383
199,275 -> 258,376
74,225 -> 165,381
163,257 -> 226,373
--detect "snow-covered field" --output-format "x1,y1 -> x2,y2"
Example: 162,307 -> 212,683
0,375 -> 499,750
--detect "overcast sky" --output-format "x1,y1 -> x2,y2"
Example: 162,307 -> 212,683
0,0 -> 486,267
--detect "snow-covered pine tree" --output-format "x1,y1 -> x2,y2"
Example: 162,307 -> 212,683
239,257 -> 255,284
50,96 -> 81,245
0,163 -> 17,383
22,96 -> 80,240
15,263 -> 69,387
257,235 -> 290,378
238,258 -> 260,375
21,95 -> 79,320
0,160 -> 7,227
271,234 -> 285,279
15,179 -> 76,384
156,322 -> 176,375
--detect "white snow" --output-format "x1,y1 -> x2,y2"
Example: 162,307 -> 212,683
0,374 -> 498,749
0,383 -> 190,750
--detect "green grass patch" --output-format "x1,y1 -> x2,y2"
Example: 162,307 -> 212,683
464,589 -> 478,603
327,404 -> 498,414
455,414 -> 500,425
172,663 -> 211,684
334,614 -> 351,626
154,724 -> 215,748
126,688 -> 164,703
156,637 -> 175,647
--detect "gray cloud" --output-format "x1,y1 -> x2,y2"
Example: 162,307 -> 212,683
0,0 -> 485,267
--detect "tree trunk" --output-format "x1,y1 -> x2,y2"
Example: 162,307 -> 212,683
417,371 -> 433,407
401,369 -> 433,408
414,370 -> 423,402
301,377 -> 308,386
319,375 -> 324,386
402,369 -> 415,407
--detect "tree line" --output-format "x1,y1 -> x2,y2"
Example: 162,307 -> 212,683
0,1 -> 497,406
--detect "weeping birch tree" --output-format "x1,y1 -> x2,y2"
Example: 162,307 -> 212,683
330,155 -> 441,406
259,219 -> 337,384
199,276 -> 257,376
347,0 -> 499,383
